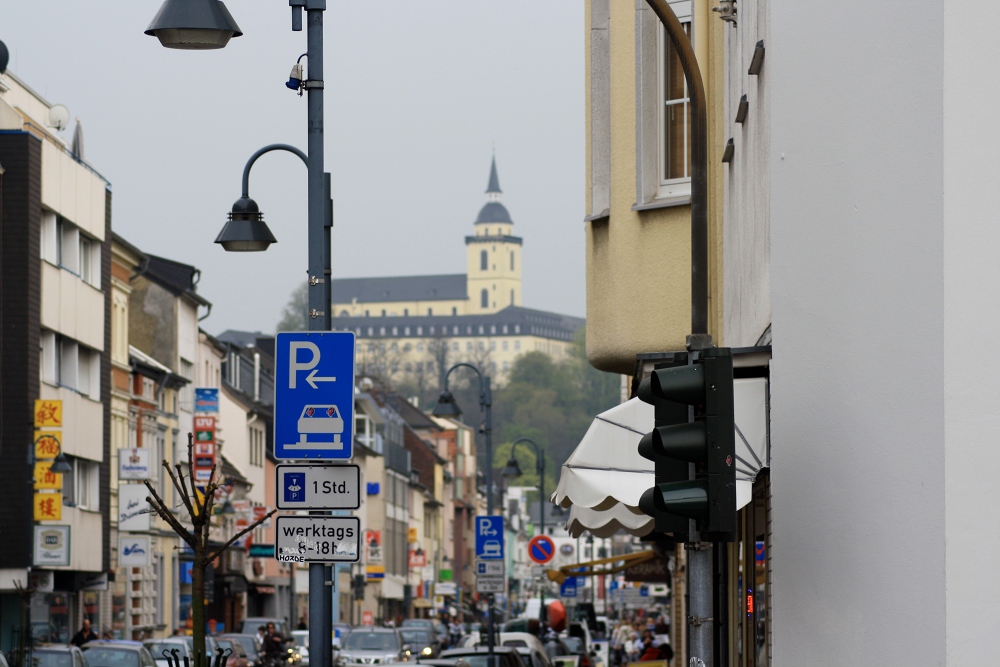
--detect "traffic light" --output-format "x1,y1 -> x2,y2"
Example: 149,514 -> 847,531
637,347 -> 736,540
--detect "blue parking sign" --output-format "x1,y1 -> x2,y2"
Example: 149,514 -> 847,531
560,578 -> 578,598
274,332 -> 355,460
474,515 -> 504,560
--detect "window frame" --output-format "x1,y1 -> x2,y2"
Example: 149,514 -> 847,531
656,20 -> 693,199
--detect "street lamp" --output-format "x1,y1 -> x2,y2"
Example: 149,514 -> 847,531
49,453 -> 73,475
501,437 -> 547,627
145,0 -> 242,50
432,362 -> 495,659
147,3 -> 333,666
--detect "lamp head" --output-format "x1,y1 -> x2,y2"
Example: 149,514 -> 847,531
432,390 -> 462,418
286,63 -> 304,91
49,453 -> 72,474
215,196 -> 277,252
145,0 -> 242,50
502,457 -> 522,480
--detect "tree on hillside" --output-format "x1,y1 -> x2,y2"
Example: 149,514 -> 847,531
276,281 -> 308,332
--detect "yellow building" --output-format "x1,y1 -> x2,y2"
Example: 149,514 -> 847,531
331,158 -> 583,384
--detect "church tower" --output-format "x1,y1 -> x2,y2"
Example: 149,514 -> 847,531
466,156 -> 523,314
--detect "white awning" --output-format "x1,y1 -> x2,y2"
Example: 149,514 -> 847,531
553,377 -> 769,535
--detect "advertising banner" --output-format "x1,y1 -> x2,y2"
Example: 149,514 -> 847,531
119,483 -> 151,531
33,525 -> 70,567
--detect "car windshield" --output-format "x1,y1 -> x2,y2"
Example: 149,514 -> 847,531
445,654 -> 518,667
292,632 -> 308,648
343,633 -> 398,651
401,620 -> 431,628
83,648 -> 140,667
31,650 -> 74,667
227,638 -> 259,658
561,638 -> 583,653
400,631 -> 431,646
145,644 -> 186,660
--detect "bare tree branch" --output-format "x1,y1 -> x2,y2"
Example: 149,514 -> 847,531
207,508 -> 278,563
143,479 -> 195,546
166,459 -> 197,520
187,434 -> 205,518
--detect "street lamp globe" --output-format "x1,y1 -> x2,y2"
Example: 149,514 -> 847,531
432,390 -> 462,418
49,453 -> 72,474
215,196 -> 277,252
145,0 -> 242,50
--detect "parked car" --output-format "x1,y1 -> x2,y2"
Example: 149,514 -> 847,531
290,631 -> 309,667
215,638 -> 250,667
218,635 -> 262,667
31,644 -> 89,667
336,628 -> 409,667
82,640 -> 157,667
440,646 -> 527,667
144,639 -> 192,667
399,629 -> 438,658
176,636 -> 221,660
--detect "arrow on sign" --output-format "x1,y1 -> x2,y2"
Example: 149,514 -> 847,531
305,370 -> 336,389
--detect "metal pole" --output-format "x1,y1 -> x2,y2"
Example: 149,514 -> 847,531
537,450 -> 546,629
644,0 -> 709,334
303,2 -> 331,667
686,543 -> 713,667
483,376 -> 495,665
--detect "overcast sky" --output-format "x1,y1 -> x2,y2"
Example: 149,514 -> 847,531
3,2 -> 584,336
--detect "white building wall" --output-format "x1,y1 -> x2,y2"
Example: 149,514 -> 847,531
942,0 -> 1000,659
767,1 -> 947,664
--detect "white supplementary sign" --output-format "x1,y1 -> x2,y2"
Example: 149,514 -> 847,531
274,516 -> 361,563
276,464 -> 360,510
120,535 -> 150,566
476,560 -> 505,576
118,483 -> 151,531
476,575 -> 505,594
118,448 -> 152,480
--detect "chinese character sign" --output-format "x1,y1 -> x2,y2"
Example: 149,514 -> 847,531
34,400 -> 62,428
34,462 -> 62,490
34,493 -> 62,521
34,431 -> 61,459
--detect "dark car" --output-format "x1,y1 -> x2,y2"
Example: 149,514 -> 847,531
219,635 -> 262,667
399,629 -> 438,659
82,641 -> 157,667
440,646 -> 527,667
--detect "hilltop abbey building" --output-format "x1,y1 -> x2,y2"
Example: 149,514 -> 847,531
330,158 -> 583,383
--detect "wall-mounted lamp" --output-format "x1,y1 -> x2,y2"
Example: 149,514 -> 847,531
722,138 -> 735,163
748,40 -> 765,75
712,0 -> 737,25
735,94 -> 749,124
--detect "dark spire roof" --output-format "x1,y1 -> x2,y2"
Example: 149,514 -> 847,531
475,202 -> 512,224
486,155 -> 502,194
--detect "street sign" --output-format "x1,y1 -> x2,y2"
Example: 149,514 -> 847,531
276,464 -> 360,509
560,578 -> 577,598
474,515 -> 504,560
476,575 -> 505,594
274,332 -> 356,460
476,560 -> 505,576
274,516 -> 360,563
527,535 -> 555,564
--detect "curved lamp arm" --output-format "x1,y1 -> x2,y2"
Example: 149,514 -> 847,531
242,143 -> 308,197
442,362 -> 488,407
510,437 -> 544,476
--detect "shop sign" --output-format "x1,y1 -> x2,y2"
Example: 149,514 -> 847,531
35,431 -> 61,459
120,535 -> 150,566
29,570 -> 55,592
232,499 -> 252,514
33,525 -> 70,567
119,483 -> 151,531
34,492 -> 62,521
364,529 -> 382,564
361,611 -> 374,626
407,527 -> 418,543
194,388 -> 220,413
253,505 -> 273,529
119,448 -> 152,480
75,572 -> 109,591
408,550 -> 427,569
34,461 -> 62,491
34,399 -> 62,428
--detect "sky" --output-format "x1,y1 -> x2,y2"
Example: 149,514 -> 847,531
2,2 -> 585,336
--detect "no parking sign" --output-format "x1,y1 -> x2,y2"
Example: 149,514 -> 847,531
527,535 -> 555,564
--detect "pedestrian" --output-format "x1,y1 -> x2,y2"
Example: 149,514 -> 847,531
70,619 -> 98,647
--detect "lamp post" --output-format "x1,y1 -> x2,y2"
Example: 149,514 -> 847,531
432,363 -> 494,662
501,437 -> 547,629
145,2 -> 332,666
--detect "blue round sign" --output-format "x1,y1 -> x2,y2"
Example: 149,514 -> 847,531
528,535 -> 555,564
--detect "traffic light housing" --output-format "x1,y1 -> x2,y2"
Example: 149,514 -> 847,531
637,347 -> 736,541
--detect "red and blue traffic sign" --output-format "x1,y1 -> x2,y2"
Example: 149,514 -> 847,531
528,535 -> 555,564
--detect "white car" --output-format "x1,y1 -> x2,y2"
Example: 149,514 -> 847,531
291,631 -> 310,667
144,640 -> 192,667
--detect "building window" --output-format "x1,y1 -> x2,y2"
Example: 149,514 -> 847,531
179,359 -> 194,410
57,217 -> 80,274
63,456 -> 98,509
659,21 -> 692,191
589,0 -> 611,216
41,211 -> 58,263
480,250 -> 488,271
481,289 -> 489,309
79,234 -> 101,287
428,308 -> 433,316
404,309 -> 409,316
466,342 -> 473,352
503,340 -> 509,351
510,289 -> 515,305
510,251 -> 515,271
452,307 -> 458,316
515,340 -> 521,351
417,342 -> 425,352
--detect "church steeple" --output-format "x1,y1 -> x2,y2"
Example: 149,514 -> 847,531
486,155 -> 502,202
